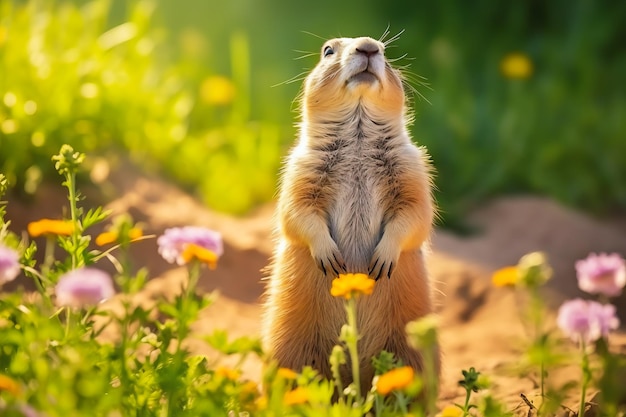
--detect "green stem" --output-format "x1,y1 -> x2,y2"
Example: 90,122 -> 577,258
579,339 -> 589,417
64,307 -> 72,341
66,171 -> 80,269
346,297 -> 361,401
331,353 -> 345,404
176,261 -> 200,353
32,265 -> 49,300
42,235 -> 55,276
185,261 -> 200,300
530,287 -> 546,404
395,391 -> 408,414
424,348 -> 438,416
35,236 -> 56,302
119,300 -> 131,388
374,393 -> 382,416
462,387 -> 472,415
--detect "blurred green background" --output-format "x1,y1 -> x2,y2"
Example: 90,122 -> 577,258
1,0 -> 625,226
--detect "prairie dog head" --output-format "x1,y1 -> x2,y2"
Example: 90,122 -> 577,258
302,36 -> 405,122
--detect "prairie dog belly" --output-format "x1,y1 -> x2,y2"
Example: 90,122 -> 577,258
329,159 -> 385,272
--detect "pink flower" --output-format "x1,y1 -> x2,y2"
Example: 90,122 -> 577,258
55,268 -> 115,308
157,226 -> 223,265
576,252 -> 626,297
557,298 -> 620,345
18,404 -> 42,417
0,245 -> 20,285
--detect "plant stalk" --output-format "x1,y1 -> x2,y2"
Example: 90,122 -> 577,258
346,297 -> 361,401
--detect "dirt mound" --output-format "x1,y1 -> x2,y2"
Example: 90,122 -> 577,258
434,197 -> 626,315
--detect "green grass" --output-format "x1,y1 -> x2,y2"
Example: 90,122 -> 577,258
0,0 -> 283,214
2,0 -> 625,223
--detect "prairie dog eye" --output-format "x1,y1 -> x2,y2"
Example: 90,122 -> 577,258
323,45 -> 334,57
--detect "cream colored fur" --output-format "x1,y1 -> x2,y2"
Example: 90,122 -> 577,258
262,36 -> 436,389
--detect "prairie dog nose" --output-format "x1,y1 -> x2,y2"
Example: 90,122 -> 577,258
355,39 -> 380,57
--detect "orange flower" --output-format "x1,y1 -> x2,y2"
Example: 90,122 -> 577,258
181,243 -> 219,269
27,219 -> 74,237
283,386 -> 308,406
0,374 -> 21,396
500,52 -> 533,79
95,228 -> 143,246
330,273 -> 375,299
492,266 -> 519,287
277,367 -> 298,380
375,366 -> 415,395
95,232 -> 116,246
438,405 -> 463,417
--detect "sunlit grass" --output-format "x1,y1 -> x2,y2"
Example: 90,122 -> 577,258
2,0 -> 625,220
0,0 -> 283,215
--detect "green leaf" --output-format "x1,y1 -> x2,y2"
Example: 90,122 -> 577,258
82,206 -> 111,230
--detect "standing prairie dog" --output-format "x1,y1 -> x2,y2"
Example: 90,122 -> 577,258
262,36 -> 437,389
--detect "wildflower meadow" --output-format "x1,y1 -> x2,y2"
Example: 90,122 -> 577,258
2,0 -> 626,415
0,145 -> 625,416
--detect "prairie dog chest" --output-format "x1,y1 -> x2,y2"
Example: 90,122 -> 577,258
303,123 -> 401,268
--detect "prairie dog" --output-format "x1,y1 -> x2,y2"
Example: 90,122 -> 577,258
262,36 -> 436,389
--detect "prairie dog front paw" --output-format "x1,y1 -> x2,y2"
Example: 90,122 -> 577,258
368,238 -> 400,280
310,236 -> 346,277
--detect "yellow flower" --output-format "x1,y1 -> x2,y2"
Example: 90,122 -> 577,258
181,243 -> 219,269
200,76 -> 236,105
239,380 -> 260,403
27,219 -> 74,237
330,273 -> 375,299
0,374 -> 21,396
241,380 -> 259,394
255,395 -> 268,410
500,52 -> 533,79
438,405 -> 463,417
215,366 -> 240,381
95,228 -> 143,246
277,367 -> 298,380
283,386 -> 308,406
492,266 -> 519,287
375,366 -> 415,395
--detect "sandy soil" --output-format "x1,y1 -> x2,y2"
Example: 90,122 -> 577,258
6,164 -> 626,415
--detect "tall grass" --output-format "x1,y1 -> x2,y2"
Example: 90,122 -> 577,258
389,1 -> 626,224
0,0 -> 284,214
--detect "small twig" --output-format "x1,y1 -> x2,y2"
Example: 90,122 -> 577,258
521,393 -> 537,410
520,393 -> 537,417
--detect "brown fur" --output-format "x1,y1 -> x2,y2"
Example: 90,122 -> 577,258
262,36 -> 437,390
